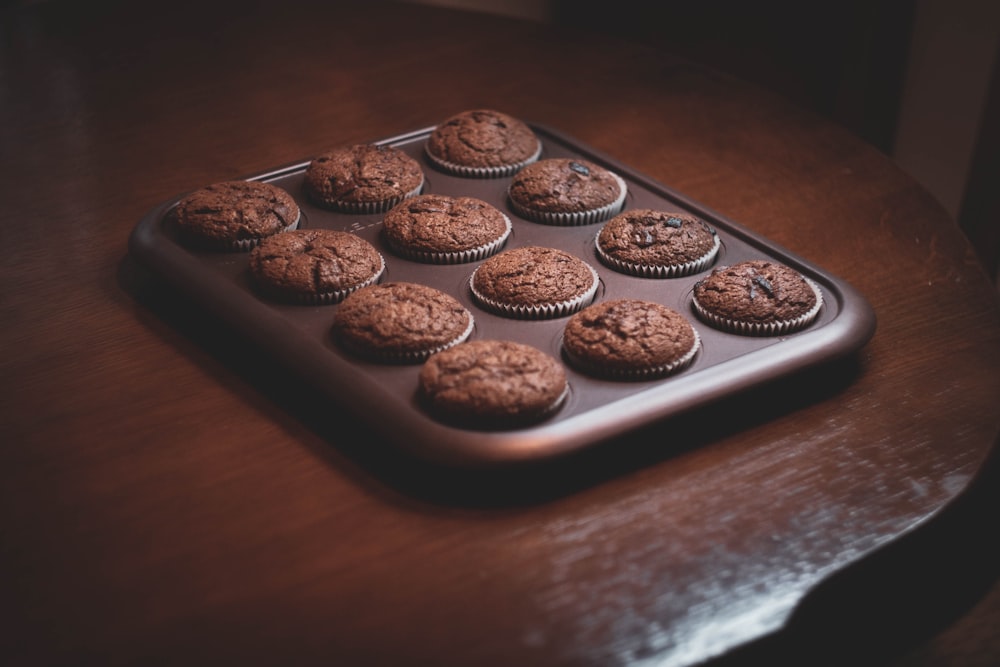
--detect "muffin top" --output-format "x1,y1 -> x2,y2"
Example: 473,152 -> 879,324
173,180 -> 299,249
472,246 -> 598,308
693,260 -> 819,324
332,282 -> 473,362
419,339 -> 567,424
426,109 -> 540,171
563,299 -> 699,376
382,194 -> 510,255
597,209 -> 719,273
249,228 -> 383,302
508,158 -> 623,214
304,144 -> 424,210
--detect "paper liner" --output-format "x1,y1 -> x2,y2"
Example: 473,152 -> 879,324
469,263 -> 600,320
338,310 -> 474,364
324,176 -> 425,215
595,231 -> 721,278
507,381 -> 569,425
692,277 -> 824,336
424,140 -> 542,178
385,215 -> 512,265
508,173 -> 627,226
563,328 -> 701,380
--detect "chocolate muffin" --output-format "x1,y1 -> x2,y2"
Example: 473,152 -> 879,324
596,209 -> 720,278
172,180 -> 300,251
425,109 -> 542,177
332,282 -> 474,363
249,228 -> 384,304
692,259 -> 823,335
418,339 -> 568,427
508,158 -> 626,225
562,299 -> 700,379
303,144 -> 424,213
382,194 -> 511,264
470,246 -> 599,319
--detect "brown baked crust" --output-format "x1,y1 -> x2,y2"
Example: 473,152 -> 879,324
472,246 -> 597,307
418,339 -> 567,423
303,144 -> 424,209
693,260 -> 818,323
508,158 -> 622,213
172,180 -> 299,249
426,109 -> 540,168
597,210 -> 718,267
563,299 -> 697,373
382,194 -> 509,253
332,282 -> 473,360
249,229 -> 383,301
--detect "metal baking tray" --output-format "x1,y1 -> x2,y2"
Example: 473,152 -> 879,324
128,123 -> 876,467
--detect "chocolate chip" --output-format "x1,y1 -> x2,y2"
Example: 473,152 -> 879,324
568,161 -> 590,176
753,275 -> 775,297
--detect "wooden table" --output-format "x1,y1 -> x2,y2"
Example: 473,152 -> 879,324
2,1 -> 998,665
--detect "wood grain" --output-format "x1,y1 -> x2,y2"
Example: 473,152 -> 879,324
1,1 -> 997,665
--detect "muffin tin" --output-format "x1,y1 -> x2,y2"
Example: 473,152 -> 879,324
128,123 -> 876,467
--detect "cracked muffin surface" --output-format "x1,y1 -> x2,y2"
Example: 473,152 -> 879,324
332,282 -> 473,362
563,299 -> 699,378
173,180 -> 299,250
419,339 -> 567,424
382,194 -> 510,262
692,259 -> 822,335
508,158 -> 624,224
249,229 -> 383,303
597,209 -> 719,276
470,246 -> 599,319
425,109 -> 540,173
303,144 -> 424,212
